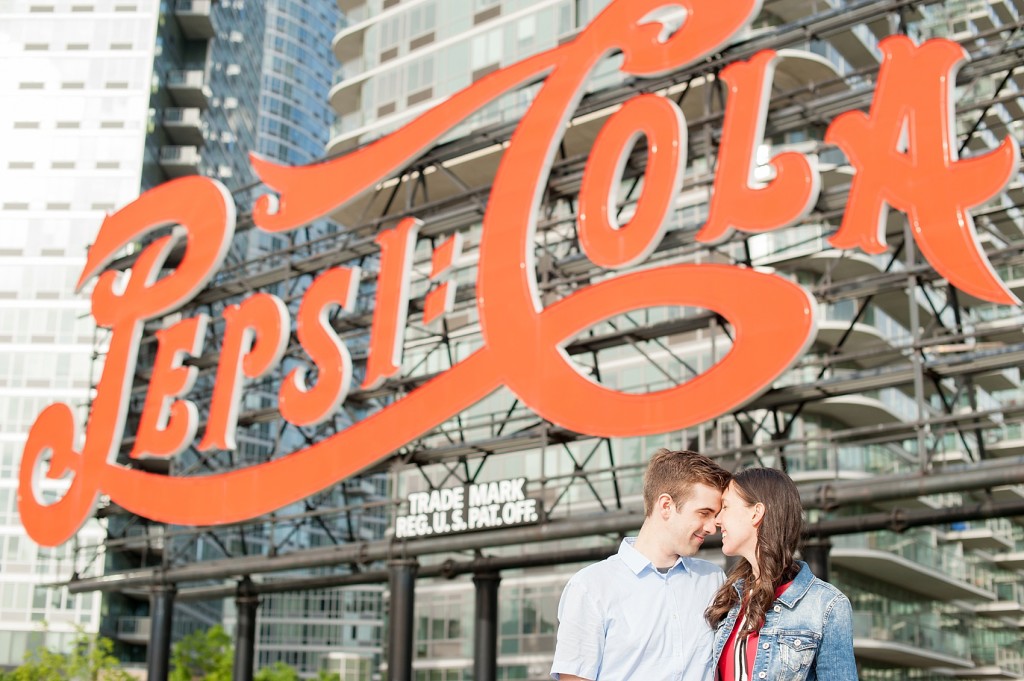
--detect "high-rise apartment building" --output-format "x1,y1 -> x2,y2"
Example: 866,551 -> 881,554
97,0 -> 268,665
0,0 -> 161,667
321,1 -> 1024,680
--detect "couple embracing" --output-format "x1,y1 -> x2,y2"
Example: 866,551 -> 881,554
550,449 -> 858,681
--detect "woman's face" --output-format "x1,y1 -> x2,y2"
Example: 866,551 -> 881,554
716,482 -> 759,561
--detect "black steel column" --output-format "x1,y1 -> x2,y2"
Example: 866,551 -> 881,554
473,572 -> 501,681
388,559 -> 418,681
232,577 -> 260,681
802,538 -> 832,582
147,583 -> 175,681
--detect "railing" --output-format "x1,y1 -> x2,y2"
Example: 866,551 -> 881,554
834,531 -> 977,587
861,387 -> 920,423
117,616 -> 151,639
994,579 -> 1024,603
335,56 -> 368,82
163,107 -> 201,125
774,372 -> 921,423
159,146 -> 200,163
970,642 -> 1024,674
167,69 -> 205,88
994,645 -> 1024,674
996,262 -> 1024,284
176,0 -> 211,13
852,611 -> 971,660
950,517 -> 1015,545
783,443 -> 912,477
819,301 -> 913,347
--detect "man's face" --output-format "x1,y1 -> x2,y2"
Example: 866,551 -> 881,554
667,483 -> 723,557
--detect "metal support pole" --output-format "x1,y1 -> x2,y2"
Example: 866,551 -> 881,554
904,223 -> 930,471
233,577 -> 260,681
147,583 -> 176,681
801,538 -> 832,582
473,572 -> 501,681
388,559 -> 418,681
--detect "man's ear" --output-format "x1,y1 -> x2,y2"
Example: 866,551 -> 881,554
658,493 -> 675,519
751,501 -> 766,527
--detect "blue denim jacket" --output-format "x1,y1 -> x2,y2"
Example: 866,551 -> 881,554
711,562 -> 858,681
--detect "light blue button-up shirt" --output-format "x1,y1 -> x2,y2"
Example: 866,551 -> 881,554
551,538 -> 724,681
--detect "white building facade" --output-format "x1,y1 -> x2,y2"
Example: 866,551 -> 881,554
0,0 -> 160,667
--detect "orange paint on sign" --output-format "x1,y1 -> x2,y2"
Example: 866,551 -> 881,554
17,0 -> 1021,546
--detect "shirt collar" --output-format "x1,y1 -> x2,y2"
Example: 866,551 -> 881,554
618,537 -> 690,576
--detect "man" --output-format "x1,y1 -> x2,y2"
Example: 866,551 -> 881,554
550,448 -> 730,681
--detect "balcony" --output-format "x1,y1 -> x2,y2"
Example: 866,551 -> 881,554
117,524 -> 166,555
973,366 -> 1020,393
993,551 -> 1024,570
833,532 -> 997,601
987,424 -> 1024,458
974,581 -> 1024,619
815,302 -> 912,361
995,262 -> 1024,299
329,65 -> 364,115
942,519 -> 1015,552
343,478 -> 379,498
159,145 -> 201,177
952,644 -> 1024,680
830,22 -> 880,70
332,12 -> 367,64
115,616 -> 151,645
166,69 -> 210,108
337,0 -> 364,12
852,611 -> 973,669
783,443 -> 911,485
162,107 -> 204,145
799,388 -> 916,429
175,0 -> 215,40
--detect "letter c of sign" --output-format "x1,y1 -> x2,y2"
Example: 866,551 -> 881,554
483,264 -> 817,437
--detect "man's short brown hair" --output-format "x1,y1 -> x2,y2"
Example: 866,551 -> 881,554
642,448 -> 730,516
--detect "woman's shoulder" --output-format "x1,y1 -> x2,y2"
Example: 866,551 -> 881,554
804,575 -> 852,610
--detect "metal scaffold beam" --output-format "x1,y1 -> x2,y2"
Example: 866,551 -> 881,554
71,495 -> 1024,600
66,455 -> 1024,593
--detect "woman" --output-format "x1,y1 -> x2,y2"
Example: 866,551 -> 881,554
705,468 -> 858,680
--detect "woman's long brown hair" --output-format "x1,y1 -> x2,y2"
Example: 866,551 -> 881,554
704,468 -> 803,634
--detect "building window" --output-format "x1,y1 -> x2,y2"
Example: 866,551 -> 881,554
408,2 -> 436,49
406,56 -> 434,105
380,16 -> 401,62
470,30 -> 502,81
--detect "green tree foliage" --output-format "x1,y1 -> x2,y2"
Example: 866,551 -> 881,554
4,632 -> 133,681
253,662 -> 299,681
314,672 -> 340,681
169,625 -> 233,681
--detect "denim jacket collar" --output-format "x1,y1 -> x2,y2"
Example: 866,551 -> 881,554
776,561 -> 816,608
730,561 -> 815,607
